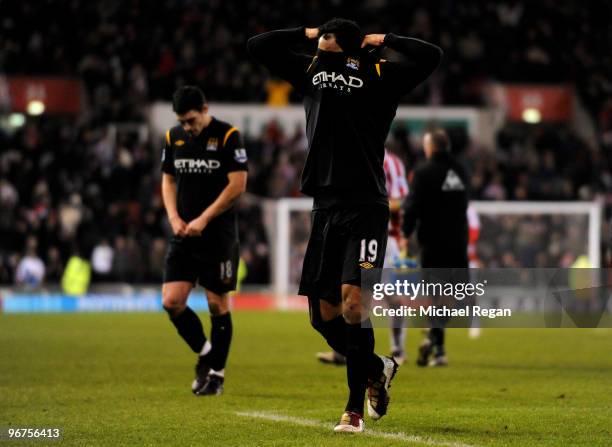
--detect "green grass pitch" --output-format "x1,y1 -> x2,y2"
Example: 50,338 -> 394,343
1,312 -> 611,446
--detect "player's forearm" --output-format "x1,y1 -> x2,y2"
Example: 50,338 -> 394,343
200,182 -> 245,223
161,175 -> 180,219
383,33 -> 443,71
247,27 -> 306,69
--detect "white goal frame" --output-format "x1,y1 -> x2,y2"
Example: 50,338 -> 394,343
272,199 -> 602,298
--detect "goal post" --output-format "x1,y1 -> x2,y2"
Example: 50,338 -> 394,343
273,198 -> 313,299
471,201 -> 602,269
270,199 -> 602,299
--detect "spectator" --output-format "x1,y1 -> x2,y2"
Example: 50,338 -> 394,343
91,239 -> 114,282
1,0 -> 611,281
15,237 -> 45,288
61,250 -> 92,296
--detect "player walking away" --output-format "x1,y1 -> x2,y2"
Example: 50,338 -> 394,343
402,129 -> 468,367
383,149 -> 410,364
467,204 -> 482,339
161,86 -> 248,396
248,19 -> 442,432
316,148 -> 409,366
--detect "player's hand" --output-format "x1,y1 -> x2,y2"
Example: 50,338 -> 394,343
361,34 -> 386,48
169,215 -> 188,237
186,215 -> 209,237
305,28 -> 319,39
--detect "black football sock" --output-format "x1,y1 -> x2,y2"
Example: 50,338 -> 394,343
429,327 -> 445,357
345,322 -> 381,415
312,315 -> 348,356
390,323 -> 406,353
209,312 -> 233,371
169,306 -> 207,354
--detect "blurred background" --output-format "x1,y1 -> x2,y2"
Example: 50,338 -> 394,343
1,0 -> 611,304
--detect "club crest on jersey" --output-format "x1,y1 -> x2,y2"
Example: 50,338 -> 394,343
174,139 -> 185,146
234,148 -> 247,163
346,57 -> 359,70
206,137 -> 218,151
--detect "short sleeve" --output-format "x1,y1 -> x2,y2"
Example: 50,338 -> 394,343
222,128 -> 248,173
161,129 -> 175,175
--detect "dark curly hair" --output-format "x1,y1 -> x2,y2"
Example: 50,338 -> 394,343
318,18 -> 363,55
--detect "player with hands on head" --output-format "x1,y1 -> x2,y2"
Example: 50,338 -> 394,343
249,19 -> 442,432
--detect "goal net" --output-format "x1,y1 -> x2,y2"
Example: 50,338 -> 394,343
268,199 -> 602,299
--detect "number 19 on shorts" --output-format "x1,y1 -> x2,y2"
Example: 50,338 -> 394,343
359,239 -> 378,263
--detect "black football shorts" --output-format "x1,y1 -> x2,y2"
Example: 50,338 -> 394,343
163,232 -> 239,295
298,204 -> 389,304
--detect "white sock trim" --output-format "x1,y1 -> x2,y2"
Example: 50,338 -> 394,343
210,369 -> 225,378
200,340 -> 212,356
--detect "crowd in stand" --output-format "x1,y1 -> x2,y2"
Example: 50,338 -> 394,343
1,117 -> 609,287
3,0 -> 611,114
2,0 -> 612,286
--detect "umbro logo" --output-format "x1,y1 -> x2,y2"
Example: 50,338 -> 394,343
175,139 -> 185,146
359,262 -> 374,269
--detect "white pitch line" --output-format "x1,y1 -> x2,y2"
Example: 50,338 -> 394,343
235,411 -> 476,447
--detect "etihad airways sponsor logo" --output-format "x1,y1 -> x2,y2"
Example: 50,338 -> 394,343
312,71 -> 363,91
174,158 -> 220,173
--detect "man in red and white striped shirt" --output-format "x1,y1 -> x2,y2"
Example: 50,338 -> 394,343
383,149 -> 410,267
467,204 -> 481,268
467,204 -> 482,339
383,150 -> 410,363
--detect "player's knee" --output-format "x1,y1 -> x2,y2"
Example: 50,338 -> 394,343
342,305 -> 363,325
207,300 -> 221,316
341,285 -> 363,324
342,294 -> 363,324
162,292 -> 187,317
310,310 -> 328,334
309,298 -> 340,333
207,293 -> 228,316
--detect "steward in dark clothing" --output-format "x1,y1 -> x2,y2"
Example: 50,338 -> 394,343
402,128 -> 469,367
402,147 -> 468,268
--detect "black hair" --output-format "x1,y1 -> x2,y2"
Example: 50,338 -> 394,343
318,18 -> 363,55
172,86 -> 207,115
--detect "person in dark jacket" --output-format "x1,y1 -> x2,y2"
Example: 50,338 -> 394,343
402,128 -> 469,367
248,18 -> 442,432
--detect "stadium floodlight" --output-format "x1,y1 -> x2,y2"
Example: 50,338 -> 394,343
8,113 -> 25,127
522,107 -> 541,123
26,100 -> 45,116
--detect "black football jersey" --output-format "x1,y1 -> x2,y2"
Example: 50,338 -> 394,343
248,28 -> 442,207
161,118 -> 248,230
